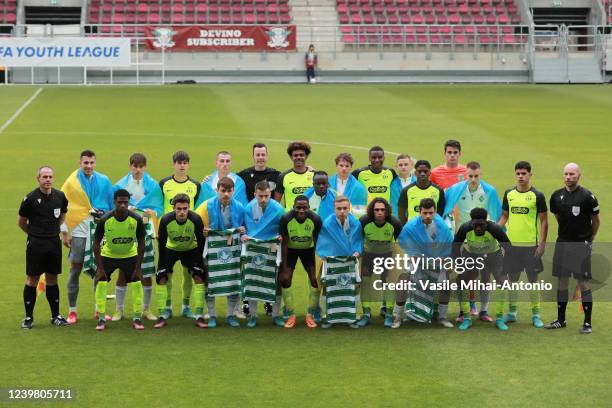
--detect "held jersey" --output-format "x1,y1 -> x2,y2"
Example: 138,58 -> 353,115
502,187 -> 547,246
360,216 -> 403,254
276,169 -> 314,210
95,210 -> 145,259
159,176 -> 201,214
279,210 -> 322,249
352,166 -> 397,204
398,182 -> 445,220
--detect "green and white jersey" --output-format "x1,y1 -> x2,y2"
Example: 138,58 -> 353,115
322,256 -> 360,324
94,210 -> 145,259
457,184 -> 490,225
360,215 -> 402,254
276,169 -> 314,210
279,210 -> 322,250
502,187 -> 547,246
352,166 -> 397,204
398,182 -> 445,221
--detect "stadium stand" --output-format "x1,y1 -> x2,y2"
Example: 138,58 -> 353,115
336,0 -> 525,46
0,0 -> 18,24
87,0 -> 292,35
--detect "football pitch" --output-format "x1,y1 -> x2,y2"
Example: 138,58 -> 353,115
0,84 -> 611,407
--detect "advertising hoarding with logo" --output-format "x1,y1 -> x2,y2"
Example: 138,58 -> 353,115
144,25 -> 296,52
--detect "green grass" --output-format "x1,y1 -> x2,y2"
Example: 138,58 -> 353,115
0,84 -> 611,407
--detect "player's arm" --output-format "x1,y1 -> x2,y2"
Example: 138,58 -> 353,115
535,192 -> 548,257
452,223 -> 469,259
279,214 -> 290,263
193,179 -> 202,206
134,215 -> 146,279
312,213 -> 323,244
436,187 -> 446,217
193,213 -> 206,259
157,215 -> 169,267
498,190 -> 510,227
488,222 -> 512,257
397,186 -> 409,225
17,196 -> 30,234
93,217 -> 106,279
274,172 -> 285,202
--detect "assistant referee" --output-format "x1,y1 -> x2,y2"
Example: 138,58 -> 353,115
545,163 -> 600,334
18,166 -> 69,329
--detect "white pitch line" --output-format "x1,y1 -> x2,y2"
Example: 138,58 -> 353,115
3,130 -> 402,156
0,87 -> 44,134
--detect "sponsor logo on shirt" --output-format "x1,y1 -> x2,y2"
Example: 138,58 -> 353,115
292,186 -> 308,194
368,186 -> 387,193
112,237 -> 134,244
511,207 -> 529,214
172,236 -> 192,242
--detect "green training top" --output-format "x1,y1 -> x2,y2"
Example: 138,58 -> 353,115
276,169 -> 314,209
502,187 -> 547,246
159,176 -> 201,214
158,210 -> 205,252
454,220 -> 510,255
360,215 -> 403,254
398,182 -> 445,221
95,210 -> 145,259
279,209 -> 322,249
352,166 -> 397,204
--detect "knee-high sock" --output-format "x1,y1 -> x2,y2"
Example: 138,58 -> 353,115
282,287 -> 295,315
227,294 -> 239,317
142,285 -> 153,311
45,284 -> 60,319
494,289 -> 506,319
557,289 -> 569,322
95,281 -> 108,317
530,290 -> 541,316
182,267 -> 192,307
248,300 -> 258,318
360,276 -> 372,314
130,281 -> 143,320
438,303 -> 449,320
307,286 -> 320,313
194,283 -> 205,318
206,295 -> 216,318
67,265 -> 81,309
479,289 -> 490,312
23,285 -> 37,319
581,289 -> 592,325
509,288 -> 518,314
456,286 -> 464,314
166,278 -> 173,308
115,285 -> 127,313
155,285 -> 168,316
271,296 -> 281,318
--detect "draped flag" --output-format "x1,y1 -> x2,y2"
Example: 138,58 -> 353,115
196,196 -> 245,231
244,198 -> 284,241
316,214 -> 363,258
321,256 -> 360,324
204,229 -> 242,297
303,187 -> 337,222
114,172 -> 164,218
443,180 -> 502,223
390,176 -> 416,217
196,171 -> 248,207
329,174 -> 367,208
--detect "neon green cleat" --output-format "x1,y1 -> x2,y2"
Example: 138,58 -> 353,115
111,311 -> 123,322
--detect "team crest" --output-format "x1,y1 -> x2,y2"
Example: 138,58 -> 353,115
53,208 -> 61,218
152,28 -> 176,49
337,273 -> 352,288
253,254 -> 266,267
218,247 -> 232,263
572,206 -> 581,216
266,27 -> 291,49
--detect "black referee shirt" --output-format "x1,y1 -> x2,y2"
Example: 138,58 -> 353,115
237,166 -> 281,202
18,188 -> 68,239
550,185 -> 599,242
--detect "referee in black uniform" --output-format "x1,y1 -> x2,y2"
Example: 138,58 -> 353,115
545,163 -> 600,334
18,166 -> 69,329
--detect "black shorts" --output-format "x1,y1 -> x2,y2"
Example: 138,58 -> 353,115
504,246 -> 544,282
101,256 -> 138,282
26,236 -> 62,276
286,248 -> 316,270
459,250 -> 505,282
158,248 -> 204,278
552,241 -> 592,280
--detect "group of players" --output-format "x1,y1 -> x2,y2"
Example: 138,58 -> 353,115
18,139 -> 600,333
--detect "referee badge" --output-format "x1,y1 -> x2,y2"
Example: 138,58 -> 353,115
53,208 -> 61,218
572,206 -> 581,216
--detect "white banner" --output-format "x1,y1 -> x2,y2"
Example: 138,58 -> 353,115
0,37 -> 131,67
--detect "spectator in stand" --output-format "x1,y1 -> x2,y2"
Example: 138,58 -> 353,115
305,44 -> 318,83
